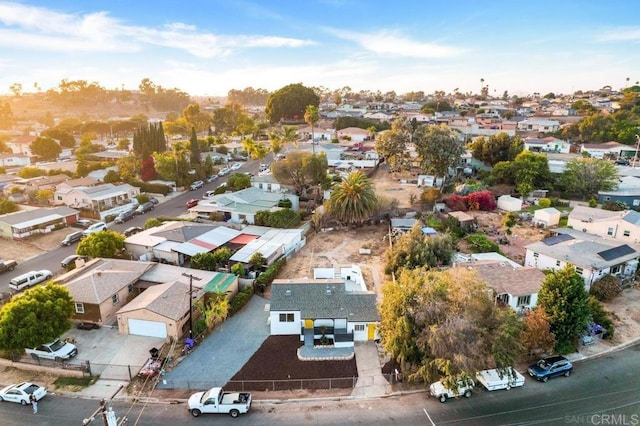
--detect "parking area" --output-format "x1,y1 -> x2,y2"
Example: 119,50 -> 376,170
63,325 -> 165,381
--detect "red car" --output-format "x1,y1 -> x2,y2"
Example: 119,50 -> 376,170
186,199 -> 199,208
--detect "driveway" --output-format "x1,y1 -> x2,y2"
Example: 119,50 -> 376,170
158,295 -> 270,389
64,325 -> 165,381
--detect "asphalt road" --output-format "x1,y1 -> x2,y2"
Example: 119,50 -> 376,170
1,343 -> 639,425
1,155 -> 268,294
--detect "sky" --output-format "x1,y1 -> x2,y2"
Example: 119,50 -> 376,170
1,0 -> 639,98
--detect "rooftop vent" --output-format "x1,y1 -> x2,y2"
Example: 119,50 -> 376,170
285,290 -> 292,297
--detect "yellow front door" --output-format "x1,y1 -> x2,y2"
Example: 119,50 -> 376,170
304,319 -> 313,329
367,324 -> 375,340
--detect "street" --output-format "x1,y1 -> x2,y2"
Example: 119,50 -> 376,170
1,343 -> 638,425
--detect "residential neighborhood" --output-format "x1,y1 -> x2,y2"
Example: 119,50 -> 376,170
0,2 -> 639,423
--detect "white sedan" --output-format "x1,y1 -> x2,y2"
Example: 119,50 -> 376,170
0,382 -> 47,405
230,162 -> 242,171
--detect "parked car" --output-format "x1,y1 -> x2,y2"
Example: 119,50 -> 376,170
135,202 -> 155,215
188,387 -> 252,418
217,167 -> 231,176
25,338 -> 78,361
61,254 -> 88,268
114,209 -> 136,223
475,368 -> 525,391
230,162 -> 242,171
259,163 -> 269,172
206,175 -> 217,183
0,259 -> 18,273
0,382 -> 47,405
74,219 -> 93,229
123,226 -> 143,237
82,221 -> 107,236
190,180 -> 204,190
76,322 -> 100,330
9,270 -> 53,291
61,231 -> 84,246
203,191 -> 216,199
149,197 -> 159,205
615,158 -> 630,166
527,355 -> 573,382
186,198 -> 200,208
429,378 -> 474,403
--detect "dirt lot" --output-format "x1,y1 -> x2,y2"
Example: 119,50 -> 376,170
3,228 -> 79,262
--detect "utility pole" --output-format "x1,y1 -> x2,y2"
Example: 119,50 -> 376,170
82,385 -> 124,426
182,272 -> 202,339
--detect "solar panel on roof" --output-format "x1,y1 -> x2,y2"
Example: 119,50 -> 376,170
598,244 -> 636,261
542,234 -> 575,246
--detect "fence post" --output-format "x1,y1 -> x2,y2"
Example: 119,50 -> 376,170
85,360 -> 92,376
128,365 -> 132,380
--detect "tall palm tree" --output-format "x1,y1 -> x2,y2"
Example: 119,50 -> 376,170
304,105 -> 319,155
268,131 -> 284,156
281,125 -> 299,149
328,171 -> 378,226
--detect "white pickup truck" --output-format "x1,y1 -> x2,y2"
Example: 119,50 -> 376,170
188,387 -> 251,418
25,338 -> 78,361
476,368 -> 525,391
429,378 -> 474,403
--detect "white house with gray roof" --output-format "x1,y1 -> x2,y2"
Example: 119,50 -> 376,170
54,183 -> 140,220
0,206 -> 79,239
524,228 -> 640,290
568,205 -> 640,242
190,186 -> 299,224
269,279 -> 380,347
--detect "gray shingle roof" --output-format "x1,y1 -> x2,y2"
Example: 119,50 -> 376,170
0,206 -> 78,226
270,281 -> 380,322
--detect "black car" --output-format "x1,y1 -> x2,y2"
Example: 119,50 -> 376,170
123,226 -> 143,237
528,355 -> 573,382
61,254 -> 88,268
114,209 -> 136,224
135,202 -> 154,215
61,231 -> 84,246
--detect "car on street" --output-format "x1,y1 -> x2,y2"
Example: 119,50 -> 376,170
186,198 -> 200,208
0,382 -> 47,405
61,231 -> 84,246
230,162 -> 242,171
61,254 -> 88,268
114,209 -> 136,223
429,378 -> 474,403
218,167 -> 231,176
82,221 -> 107,236
528,355 -> 573,382
136,201 -> 155,215
74,219 -> 93,229
9,270 -> 53,291
616,158 -> 630,166
190,180 -> 204,190
123,226 -> 143,237
206,175 -> 217,183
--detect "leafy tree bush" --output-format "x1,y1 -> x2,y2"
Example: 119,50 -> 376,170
76,230 -> 125,258
136,194 -> 150,204
589,275 -> 623,301
277,198 -> 292,208
520,307 -> 556,359
443,194 -> 467,211
144,217 -> 163,229
589,197 -> 598,208
0,199 -> 18,214
602,201 -> 627,211
190,252 -> 217,271
587,296 -> 615,339
132,182 -> 171,196
17,166 -> 47,179
464,234 -> 500,253
538,198 -> 552,208
254,208 -> 301,228
255,258 -> 286,285
385,226 -> 454,274
230,262 -> 245,276
229,286 -> 254,315
466,190 -> 496,211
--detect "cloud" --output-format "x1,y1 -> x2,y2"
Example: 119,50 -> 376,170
595,27 -> 640,42
0,1 -> 312,56
326,27 -> 466,58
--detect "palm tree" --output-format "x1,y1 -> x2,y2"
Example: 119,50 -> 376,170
304,105 -> 319,155
268,131 -> 284,156
281,125 -> 299,149
328,171 -> 378,226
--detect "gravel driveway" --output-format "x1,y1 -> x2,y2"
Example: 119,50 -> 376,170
158,294 -> 270,389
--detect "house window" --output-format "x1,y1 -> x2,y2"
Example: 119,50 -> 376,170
533,252 -> 539,258
555,260 -> 561,267
576,267 -> 584,275
611,264 -> 622,274
75,303 -> 85,314
517,295 -> 531,307
112,294 -> 119,305
634,200 -> 640,207
604,196 -> 611,201
279,313 -> 294,322
607,227 -> 614,236
354,324 -> 365,332
624,230 -> 631,237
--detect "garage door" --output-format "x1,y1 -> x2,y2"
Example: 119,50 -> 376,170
128,319 -> 167,338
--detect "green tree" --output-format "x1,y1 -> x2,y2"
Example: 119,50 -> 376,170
272,150 -> 328,195
304,105 -> 319,155
17,166 -> 47,179
226,173 -> 251,190
560,158 -> 618,200
379,268 -> 522,386
469,133 -> 523,166
0,283 -> 74,354
190,252 -> 217,271
385,224 -> 455,274
511,151 -> 551,197
144,217 -> 163,230
328,171 -> 377,225
117,138 -> 130,150
249,252 -> 266,270
375,118 -> 411,172
265,83 -> 320,124
34,189 -> 53,205
413,125 -> 465,185
0,199 -> 18,214
537,265 -> 591,353
30,136 -> 62,161
268,131 -> 284,156
76,230 -> 125,258
41,128 -> 75,148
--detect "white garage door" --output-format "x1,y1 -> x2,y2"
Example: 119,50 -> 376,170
128,319 -> 167,338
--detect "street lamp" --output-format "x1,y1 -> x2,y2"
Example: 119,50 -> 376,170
182,273 -> 201,339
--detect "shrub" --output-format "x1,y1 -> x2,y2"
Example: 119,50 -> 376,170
589,197 -> 598,208
538,198 -> 551,208
254,209 -> 301,228
131,182 -> 172,196
588,296 -> 615,339
466,190 -> 496,211
465,233 -> 500,253
590,275 -> 623,301
256,258 -> 286,285
443,194 -> 467,211
229,286 -> 253,315
230,263 -> 245,276
602,201 -> 627,211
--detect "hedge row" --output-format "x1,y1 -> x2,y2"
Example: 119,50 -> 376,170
256,258 -> 287,285
229,286 -> 253,315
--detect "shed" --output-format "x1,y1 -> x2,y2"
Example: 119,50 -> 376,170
448,211 -> 476,229
497,195 -> 523,212
533,207 -> 561,228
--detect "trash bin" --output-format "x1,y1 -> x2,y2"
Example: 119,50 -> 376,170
149,347 -> 159,359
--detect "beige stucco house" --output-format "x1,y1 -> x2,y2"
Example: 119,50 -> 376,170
568,206 -> 640,243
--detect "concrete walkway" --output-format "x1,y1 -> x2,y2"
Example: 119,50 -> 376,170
351,342 -> 391,397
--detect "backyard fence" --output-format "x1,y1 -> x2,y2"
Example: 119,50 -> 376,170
158,376 -> 359,391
